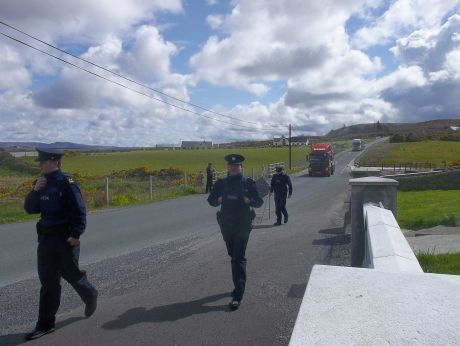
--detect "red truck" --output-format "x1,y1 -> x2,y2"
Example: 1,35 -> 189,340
307,143 -> 335,177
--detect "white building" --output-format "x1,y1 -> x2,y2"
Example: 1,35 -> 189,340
181,141 -> 213,149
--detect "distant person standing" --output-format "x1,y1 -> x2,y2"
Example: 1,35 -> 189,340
23,148 -> 98,341
206,163 -> 214,193
196,170 -> 204,192
207,154 -> 263,310
270,165 -> 292,226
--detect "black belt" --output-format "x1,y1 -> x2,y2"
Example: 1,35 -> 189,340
36,223 -> 70,236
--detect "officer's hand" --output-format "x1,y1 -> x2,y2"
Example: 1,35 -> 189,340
217,197 -> 223,204
288,194 -> 292,199
67,237 -> 80,246
34,177 -> 47,191
244,197 -> 250,204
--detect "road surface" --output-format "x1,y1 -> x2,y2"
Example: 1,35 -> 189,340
0,146 -> 369,346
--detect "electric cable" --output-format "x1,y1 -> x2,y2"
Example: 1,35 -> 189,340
0,20 -> 285,130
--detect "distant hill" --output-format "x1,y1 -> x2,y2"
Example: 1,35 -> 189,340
0,141 -> 124,151
325,119 -> 460,140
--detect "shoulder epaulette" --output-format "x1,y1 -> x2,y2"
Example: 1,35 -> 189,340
63,173 -> 76,184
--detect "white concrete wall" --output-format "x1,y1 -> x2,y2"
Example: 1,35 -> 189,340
289,204 -> 459,345
363,203 -> 423,273
289,265 -> 460,346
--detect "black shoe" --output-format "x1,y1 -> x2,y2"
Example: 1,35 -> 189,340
273,221 -> 281,226
85,291 -> 98,317
284,217 -> 288,224
25,327 -> 55,341
229,300 -> 240,310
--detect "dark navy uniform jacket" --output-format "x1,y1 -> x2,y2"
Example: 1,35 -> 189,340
208,174 -> 263,217
270,173 -> 293,196
24,170 -> 86,239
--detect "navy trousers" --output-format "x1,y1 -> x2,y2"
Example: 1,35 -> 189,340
274,193 -> 288,222
37,235 -> 97,329
217,210 -> 252,302
222,231 -> 250,301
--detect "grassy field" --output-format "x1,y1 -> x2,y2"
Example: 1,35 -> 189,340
416,252 -> 460,275
18,147 -> 310,177
358,140 -> 460,166
397,189 -> 460,230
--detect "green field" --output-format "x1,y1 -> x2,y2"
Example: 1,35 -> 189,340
416,252 -> 460,275
19,147 -> 310,177
397,189 -> 460,230
358,140 -> 460,166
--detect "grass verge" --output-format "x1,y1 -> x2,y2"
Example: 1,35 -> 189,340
397,189 -> 460,230
358,140 -> 460,167
416,252 -> 460,275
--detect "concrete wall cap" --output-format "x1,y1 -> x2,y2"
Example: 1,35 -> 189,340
351,167 -> 381,172
289,265 -> 460,346
349,176 -> 399,186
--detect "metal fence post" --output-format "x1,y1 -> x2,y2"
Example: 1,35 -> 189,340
184,172 -> 188,191
105,177 -> 109,205
149,175 -> 153,200
252,167 -> 254,180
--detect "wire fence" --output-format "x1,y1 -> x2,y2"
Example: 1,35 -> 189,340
354,161 -> 438,172
0,160 -> 309,223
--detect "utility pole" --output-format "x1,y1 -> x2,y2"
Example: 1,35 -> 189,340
289,123 -> 292,170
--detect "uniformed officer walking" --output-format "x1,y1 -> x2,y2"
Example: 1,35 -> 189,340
23,148 -> 98,341
207,154 -> 263,310
270,165 -> 293,226
205,163 -> 214,193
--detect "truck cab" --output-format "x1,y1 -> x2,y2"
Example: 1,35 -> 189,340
352,139 -> 363,151
307,143 -> 334,177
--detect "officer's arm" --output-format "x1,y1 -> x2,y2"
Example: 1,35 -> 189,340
24,190 -> 41,214
270,175 -> 275,193
64,181 -> 87,239
248,180 -> 264,208
207,180 -> 223,207
287,176 -> 293,196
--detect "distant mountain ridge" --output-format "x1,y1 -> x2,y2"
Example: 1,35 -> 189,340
0,141 -> 122,151
325,119 -> 460,140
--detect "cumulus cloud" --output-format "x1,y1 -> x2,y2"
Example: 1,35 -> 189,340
1,0 -> 460,146
191,0 -> 375,94
0,45 -> 31,90
0,0 -> 182,43
352,0 -> 460,49
378,13 -> 460,121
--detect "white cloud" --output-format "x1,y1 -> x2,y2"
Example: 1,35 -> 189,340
1,0 -> 460,146
0,0 -> 183,43
206,14 -> 224,30
352,0 -> 460,49
0,45 -> 31,90
444,48 -> 460,79
191,0 -> 375,94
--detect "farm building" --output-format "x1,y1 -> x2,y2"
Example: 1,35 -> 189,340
181,141 -> 213,149
273,136 -> 308,146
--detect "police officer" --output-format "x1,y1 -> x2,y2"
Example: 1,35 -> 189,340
270,165 -> 293,226
207,154 -> 263,310
23,148 -> 98,341
205,163 -> 214,193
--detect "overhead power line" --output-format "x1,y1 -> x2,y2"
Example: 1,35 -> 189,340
0,20 -> 285,130
1,31 -> 290,132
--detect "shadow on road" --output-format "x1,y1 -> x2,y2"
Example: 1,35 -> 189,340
252,224 -> 277,229
102,292 -> 230,330
0,317 -> 85,346
319,227 -> 344,235
287,283 -> 307,299
313,234 -> 351,246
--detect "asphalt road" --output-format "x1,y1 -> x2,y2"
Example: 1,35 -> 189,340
0,147 -> 367,346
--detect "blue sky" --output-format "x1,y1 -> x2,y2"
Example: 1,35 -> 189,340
0,0 -> 460,146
